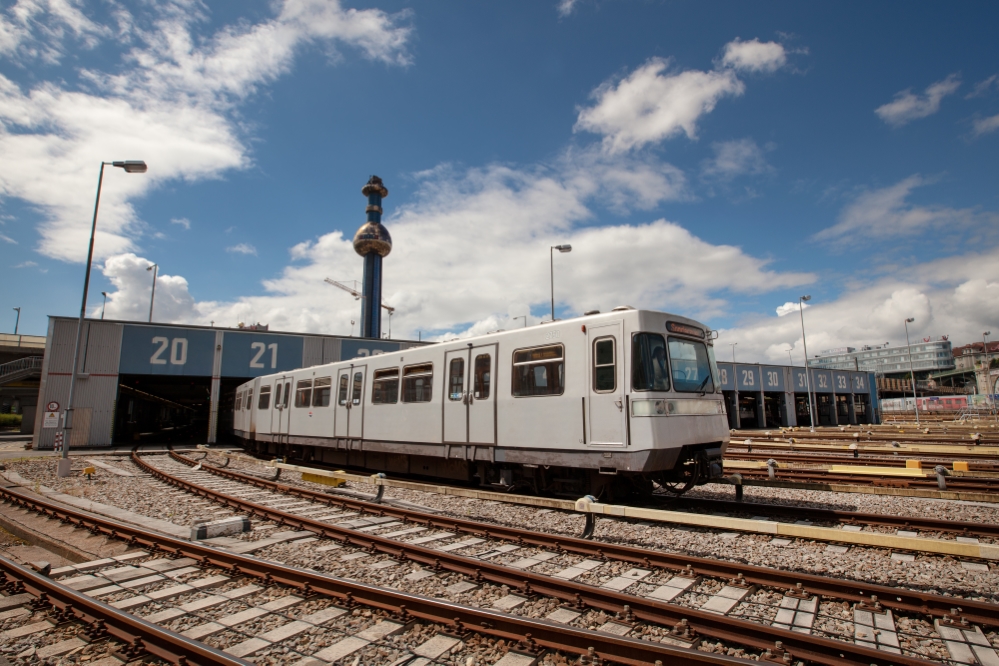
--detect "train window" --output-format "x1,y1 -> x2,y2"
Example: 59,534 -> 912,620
403,363 -> 433,403
474,354 -> 491,399
313,377 -> 332,407
258,385 -> 272,410
373,368 -> 400,404
274,383 -> 282,407
284,382 -> 291,407
295,379 -> 312,408
352,372 -> 363,405
512,345 -> 564,397
245,389 -> 253,410
632,333 -> 669,391
593,338 -> 616,392
235,391 -> 243,411
338,374 -> 349,406
448,358 -> 465,401
667,337 -> 715,393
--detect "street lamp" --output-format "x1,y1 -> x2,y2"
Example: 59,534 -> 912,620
798,295 -> 817,431
985,331 -> 993,412
786,346 -> 793,366
12,307 -> 19,335
550,244 -> 571,321
904,317 -> 919,424
147,264 -> 158,322
729,342 -> 737,363
513,315 -> 528,328
100,292 -> 108,320
350,320 -> 355,337
60,160 -> 147,477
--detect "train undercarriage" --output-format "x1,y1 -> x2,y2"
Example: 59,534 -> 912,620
240,439 -> 724,500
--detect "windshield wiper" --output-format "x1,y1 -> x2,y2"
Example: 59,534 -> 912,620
696,374 -> 711,395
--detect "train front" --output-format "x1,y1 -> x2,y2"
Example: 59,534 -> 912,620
628,312 -> 730,494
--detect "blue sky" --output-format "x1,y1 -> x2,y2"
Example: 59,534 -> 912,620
2,0 -> 998,363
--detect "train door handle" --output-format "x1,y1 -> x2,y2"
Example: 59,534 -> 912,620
615,399 -> 623,411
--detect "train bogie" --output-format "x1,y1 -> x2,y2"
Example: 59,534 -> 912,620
233,308 -> 730,497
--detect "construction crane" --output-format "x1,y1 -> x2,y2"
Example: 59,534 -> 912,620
323,278 -> 395,314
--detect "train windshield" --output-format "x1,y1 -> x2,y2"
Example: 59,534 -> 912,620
632,333 -> 669,391
667,337 -> 715,393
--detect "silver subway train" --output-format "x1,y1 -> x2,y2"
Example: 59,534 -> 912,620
233,307 -> 729,497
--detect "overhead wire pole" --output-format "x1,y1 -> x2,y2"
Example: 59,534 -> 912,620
799,295 -> 817,432
904,317 -> 919,425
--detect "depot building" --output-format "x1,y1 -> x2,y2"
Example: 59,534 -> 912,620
32,316 -> 421,449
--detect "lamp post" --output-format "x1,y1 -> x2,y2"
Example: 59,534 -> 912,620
786,346 -> 793,366
350,320 -> 355,337
513,315 -> 528,328
798,295 -> 817,431
60,160 -> 147,477
100,292 -> 108,320
729,342 -> 737,363
550,244 -> 571,321
12,307 -> 19,335
904,317 -> 919,424
985,331 -> 993,412
146,264 -> 158,322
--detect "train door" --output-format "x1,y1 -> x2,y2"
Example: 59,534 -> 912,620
443,350 -> 468,443
587,322 -> 626,446
271,376 -> 292,444
334,370 -> 351,438
469,345 -> 496,444
347,366 -> 367,439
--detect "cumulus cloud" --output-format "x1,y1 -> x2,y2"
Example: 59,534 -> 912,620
226,243 -> 258,256
701,138 -> 772,181
719,38 -> 787,73
875,74 -> 961,127
973,114 -> 999,136
170,217 -> 191,230
574,38 -> 787,153
97,151 -> 813,337
814,175 -> 987,244
0,1 -> 412,264
98,253 -> 196,323
775,301 -> 808,317
720,246 -> 999,364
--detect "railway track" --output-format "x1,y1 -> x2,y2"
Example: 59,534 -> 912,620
728,467 -> 999,493
122,448 -> 999,664
725,450 -> 999,470
0,480 -> 742,666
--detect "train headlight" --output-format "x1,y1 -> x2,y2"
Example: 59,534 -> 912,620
656,401 -> 666,415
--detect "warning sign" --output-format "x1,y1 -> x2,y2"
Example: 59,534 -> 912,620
43,411 -> 60,428
46,401 -> 60,412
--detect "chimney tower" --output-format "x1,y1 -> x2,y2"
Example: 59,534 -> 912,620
352,176 -> 392,339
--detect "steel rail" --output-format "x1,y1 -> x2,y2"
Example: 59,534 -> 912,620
727,451 -> 999,469
732,468 -> 999,491
645,495 -> 999,538
0,553 -> 249,666
142,451 -> 997,665
0,483 -> 745,666
163,450 -> 999,626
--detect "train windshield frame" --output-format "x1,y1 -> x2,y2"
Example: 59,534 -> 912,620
667,336 -> 715,393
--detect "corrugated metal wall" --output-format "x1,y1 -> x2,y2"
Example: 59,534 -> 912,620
323,338 -> 341,364
302,337 -> 324,367
35,320 -> 122,449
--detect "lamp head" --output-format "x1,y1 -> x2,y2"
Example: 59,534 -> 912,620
112,160 -> 147,173
555,244 -> 572,252
147,264 -> 156,272
986,331 -> 992,336
906,317 -> 914,323
800,295 -> 811,302
101,292 -> 108,297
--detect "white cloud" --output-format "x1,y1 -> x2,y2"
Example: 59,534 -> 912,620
97,253 -> 195,322
875,74 -> 961,127
97,152 -> 813,337
14,260 -> 36,268
719,38 -> 787,73
0,1 -> 412,264
170,217 -> 191,230
701,138 -> 772,180
556,0 -> 580,17
575,58 -> 744,153
226,243 -> 258,256
973,114 -> 999,136
575,38 -> 788,154
720,246 -> 999,364
967,74 -> 998,98
0,232 -> 15,244
0,0 -> 108,63
775,301 -> 808,317
814,175 -> 985,244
